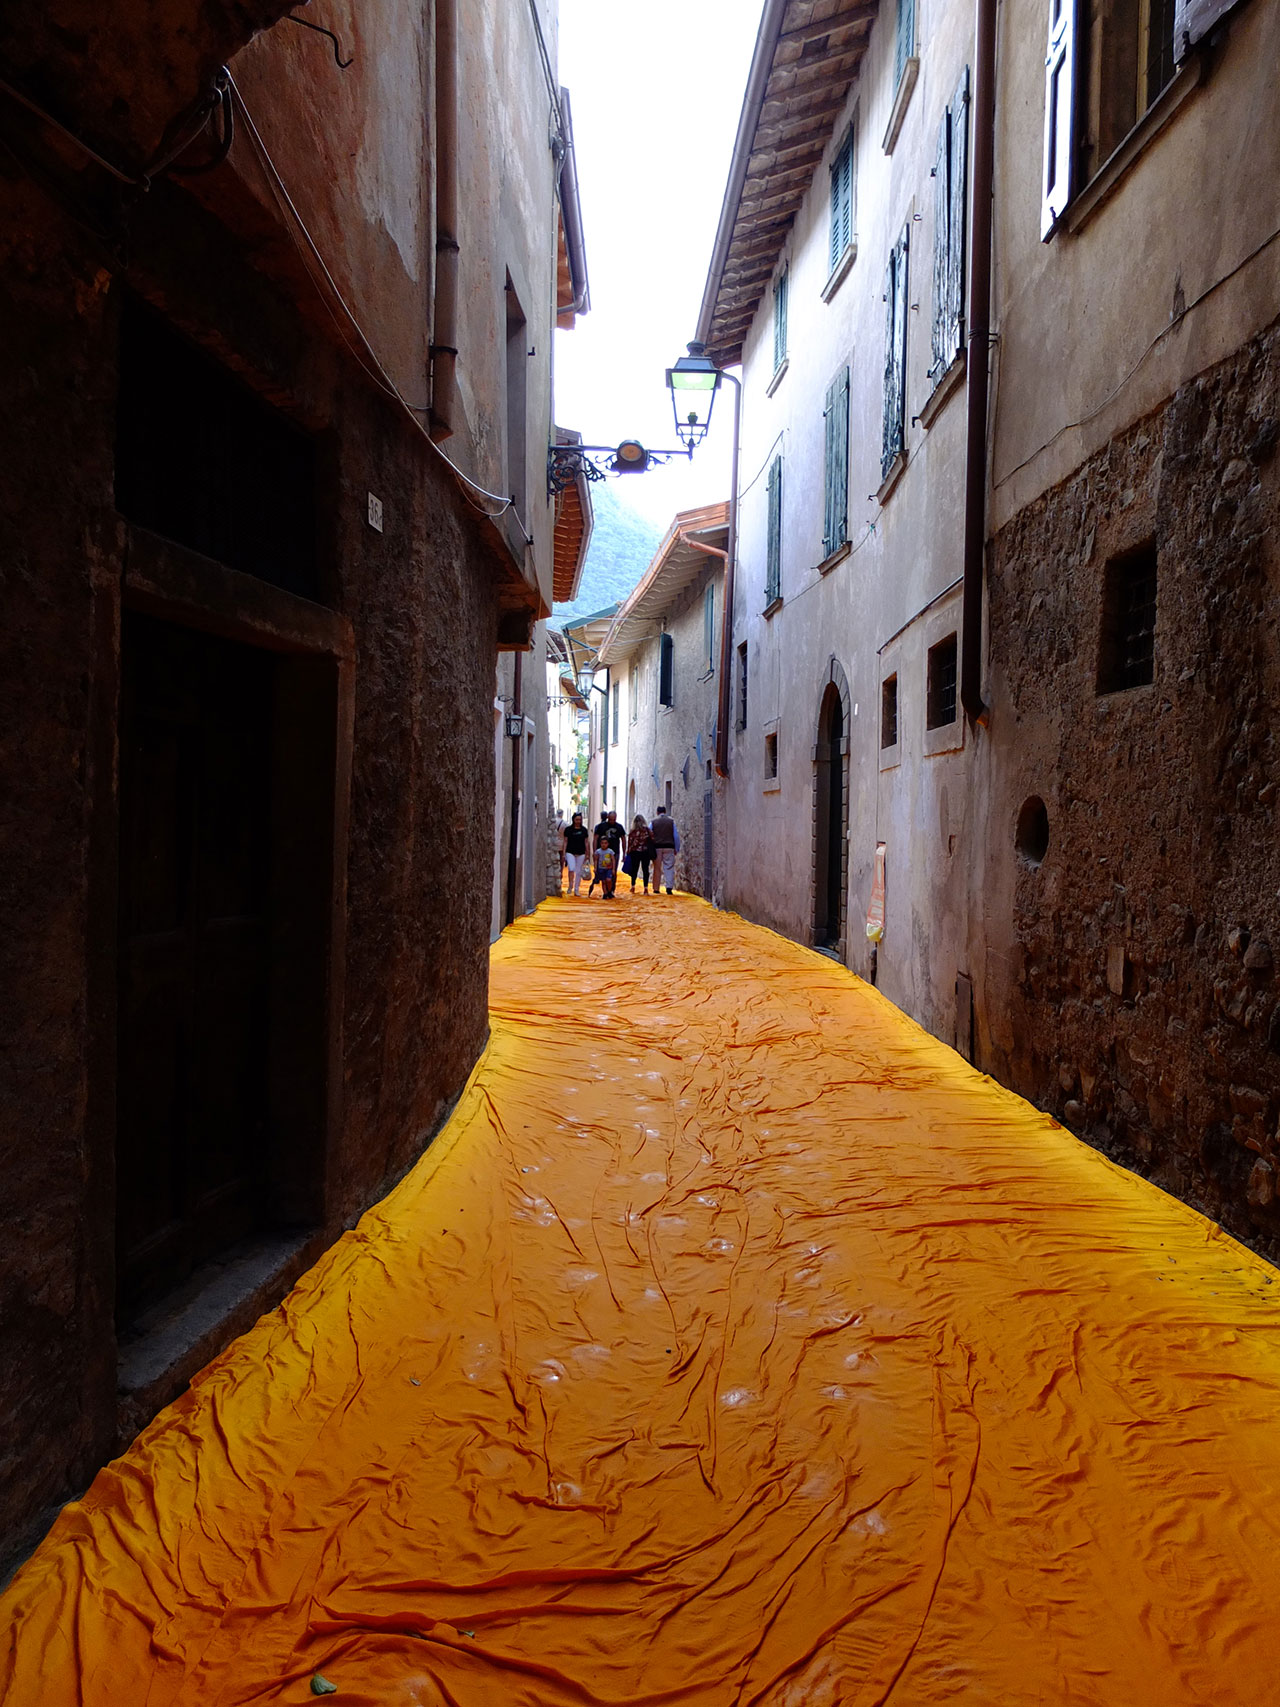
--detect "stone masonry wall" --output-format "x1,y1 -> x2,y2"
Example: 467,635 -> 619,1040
982,316 -> 1280,1250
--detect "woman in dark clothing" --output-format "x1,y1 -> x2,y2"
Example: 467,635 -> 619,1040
560,812 -> 590,896
626,815 -> 655,893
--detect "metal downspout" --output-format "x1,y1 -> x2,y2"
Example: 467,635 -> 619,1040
961,0 -> 997,723
430,0 -> 460,442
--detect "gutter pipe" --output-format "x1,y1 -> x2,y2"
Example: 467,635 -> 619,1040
430,0 -> 459,442
556,88 -> 590,318
960,0 -> 997,723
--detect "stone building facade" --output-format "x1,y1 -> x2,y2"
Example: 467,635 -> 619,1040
696,0 -> 1280,1245
598,505 -> 730,901
0,0 -> 574,1563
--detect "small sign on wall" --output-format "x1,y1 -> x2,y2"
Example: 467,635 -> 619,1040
367,492 -> 384,532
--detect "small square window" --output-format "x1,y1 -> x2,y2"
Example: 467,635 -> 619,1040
881,674 -> 899,748
926,634 -> 958,729
764,731 -> 778,778
1097,542 -> 1156,693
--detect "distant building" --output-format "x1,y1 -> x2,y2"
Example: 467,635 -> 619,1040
599,504 -> 730,900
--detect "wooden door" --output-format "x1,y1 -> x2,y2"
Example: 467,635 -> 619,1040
117,614 -> 274,1314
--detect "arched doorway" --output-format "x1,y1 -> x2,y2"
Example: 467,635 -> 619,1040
628,778 -> 636,823
813,663 -> 850,952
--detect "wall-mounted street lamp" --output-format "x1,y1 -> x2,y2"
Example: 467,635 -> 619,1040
547,437 -> 691,498
665,340 -> 741,779
665,341 -> 722,450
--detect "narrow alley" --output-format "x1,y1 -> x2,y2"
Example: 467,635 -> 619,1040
7,892 -> 1280,1704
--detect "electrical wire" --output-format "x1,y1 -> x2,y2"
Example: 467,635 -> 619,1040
226,74 -> 527,532
0,73 -> 143,183
993,219 -> 1280,491
735,428 -> 787,504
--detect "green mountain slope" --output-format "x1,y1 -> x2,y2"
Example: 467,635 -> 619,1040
552,483 -> 665,626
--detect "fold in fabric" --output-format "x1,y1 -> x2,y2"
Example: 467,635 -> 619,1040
5,890 -> 1280,1705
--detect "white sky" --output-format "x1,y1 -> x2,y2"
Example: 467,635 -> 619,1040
553,2 -> 763,525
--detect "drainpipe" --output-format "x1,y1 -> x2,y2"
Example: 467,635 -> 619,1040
713,372 -> 741,777
556,88 -> 590,318
505,651 -> 522,926
960,0 -> 997,723
430,0 -> 460,442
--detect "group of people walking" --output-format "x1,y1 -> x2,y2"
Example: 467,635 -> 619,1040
560,807 -> 679,900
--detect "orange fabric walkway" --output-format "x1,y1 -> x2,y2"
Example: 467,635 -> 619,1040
6,889 -> 1280,1705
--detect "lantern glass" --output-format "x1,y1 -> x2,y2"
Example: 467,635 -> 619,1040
666,342 -> 721,448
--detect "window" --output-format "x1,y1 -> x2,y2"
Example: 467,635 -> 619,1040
765,455 -> 783,605
116,298 -> 319,599
895,0 -> 916,90
1041,0 -> 1181,235
881,675 -> 899,748
1097,542 -> 1156,692
882,227 -> 910,481
664,778 -> 673,813
764,731 -> 778,779
659,632 -> 674,706
822,368 -> 850,558
629,660 -> 638,722
505,278 -> 527,520
926,634 -> 958,729
773,266 -> 789,372
737,641 -> 748,730
930,70 -> 970,382
703,582 -> 716,674
829,129 -> 855,277
611,680 -> 620,744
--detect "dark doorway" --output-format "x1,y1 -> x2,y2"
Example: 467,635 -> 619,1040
117,615 -> 276,1314
814,682 -> 847,950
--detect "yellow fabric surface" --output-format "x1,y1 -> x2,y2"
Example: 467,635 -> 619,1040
6,890 -> 1280,1705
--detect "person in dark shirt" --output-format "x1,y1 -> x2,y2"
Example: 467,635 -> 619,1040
560,812 -> 590,896
650,805 -> 678,894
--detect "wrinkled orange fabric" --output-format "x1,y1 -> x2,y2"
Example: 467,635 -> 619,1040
6,890 -> 1280,1705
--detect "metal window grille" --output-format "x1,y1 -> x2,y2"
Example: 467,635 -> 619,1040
926,635 -> 958,728
1097,544 -> 1157,693
881,675 -> 899,748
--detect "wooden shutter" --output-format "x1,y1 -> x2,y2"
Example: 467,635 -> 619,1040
1174,0 -> 1236,53
766,456 -> 782,603
823,370 -> 849,556
882,231 -> 908,480
829,134 -> 853,276
930,111 -> 950,379
895,0 -> 916,88
946,67 -> 969,367
659,633 -> 673,705
1041,0 -> 1076,238
773,268 -> 789,370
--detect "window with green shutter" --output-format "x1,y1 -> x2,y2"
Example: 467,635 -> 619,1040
828,130 -> 854,278
882,228 -> 909,480
765,455 -> 783,605
822,369 -> 850,559
930,69 -> 970,382
895,0 -> 916,90
772,267 -> 789,372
